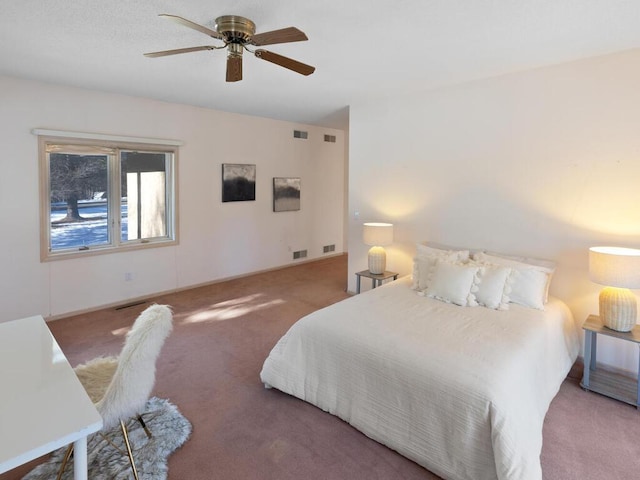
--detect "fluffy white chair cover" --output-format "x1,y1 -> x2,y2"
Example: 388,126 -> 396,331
74,304 -> 173,430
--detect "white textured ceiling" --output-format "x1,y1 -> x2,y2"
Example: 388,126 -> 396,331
2,1 -> 640,129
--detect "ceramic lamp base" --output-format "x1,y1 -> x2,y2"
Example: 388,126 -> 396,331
599,286 -> 638,332
368,246 -> 386,274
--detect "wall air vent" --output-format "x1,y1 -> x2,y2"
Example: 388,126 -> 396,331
293,249 -> 308,259
293,130 -> 308,139
324,134 -> 336,143
323,244 -> 336,253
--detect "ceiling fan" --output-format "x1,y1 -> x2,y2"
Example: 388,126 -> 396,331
144,14 -> 315,82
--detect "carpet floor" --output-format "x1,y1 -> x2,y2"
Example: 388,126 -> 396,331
2,254 -> 639,479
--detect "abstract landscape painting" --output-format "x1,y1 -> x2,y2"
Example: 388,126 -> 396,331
222,164 -> 256,202
273,177 -> 301,212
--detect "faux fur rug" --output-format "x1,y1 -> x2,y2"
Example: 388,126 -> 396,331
23,397 -> 191,480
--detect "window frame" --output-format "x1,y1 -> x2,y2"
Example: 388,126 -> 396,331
38,134 -> 179,261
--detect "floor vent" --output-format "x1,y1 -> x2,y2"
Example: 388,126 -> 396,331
323,244 -> 336,253
293,130 -> 308,139
324,134 -> 336,143
293,249 -> 308,260
114,300 -> 147,311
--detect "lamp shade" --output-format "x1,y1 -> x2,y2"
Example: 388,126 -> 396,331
363,223 -> 394,246
589,246 -> 640,289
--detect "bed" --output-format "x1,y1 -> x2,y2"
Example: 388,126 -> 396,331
260,249 -> 580,480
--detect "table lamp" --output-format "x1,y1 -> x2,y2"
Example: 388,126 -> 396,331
589,246 -> 640,332
363,222 -> 393,274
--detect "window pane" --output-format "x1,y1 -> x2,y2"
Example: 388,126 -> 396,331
120,151 -> 170,241
49,153 -> 109,251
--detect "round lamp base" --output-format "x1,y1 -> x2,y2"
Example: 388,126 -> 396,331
599,286 -> 638,332
368,246 -> 386,275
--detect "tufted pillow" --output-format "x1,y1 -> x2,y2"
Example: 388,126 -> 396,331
424,260 -> 480,306
412,244 -> 470,291
472,262 -> 512,310
472,252 -> 554,310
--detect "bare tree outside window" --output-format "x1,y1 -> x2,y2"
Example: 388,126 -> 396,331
49,153 -> 108,223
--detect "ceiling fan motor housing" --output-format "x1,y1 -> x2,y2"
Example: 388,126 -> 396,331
215,15 -> 256,43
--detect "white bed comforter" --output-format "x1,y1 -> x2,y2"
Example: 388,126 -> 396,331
260,277 -> 580,480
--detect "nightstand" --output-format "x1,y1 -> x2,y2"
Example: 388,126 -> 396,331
581,314 -> 640,408
355,270 -> 398,294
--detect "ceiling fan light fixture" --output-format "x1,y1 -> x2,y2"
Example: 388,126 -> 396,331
146,13 -> 315,82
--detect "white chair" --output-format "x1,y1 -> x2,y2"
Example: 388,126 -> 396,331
57,304 -> 174,480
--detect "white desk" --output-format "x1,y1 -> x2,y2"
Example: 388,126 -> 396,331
0,315 -> 102,480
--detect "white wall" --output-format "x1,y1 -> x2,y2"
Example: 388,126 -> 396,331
349,49 -> 640,372
0,75 -> 345,320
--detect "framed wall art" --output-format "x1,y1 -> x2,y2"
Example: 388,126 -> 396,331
222,164 -> 256,202
273,177 -> 301,212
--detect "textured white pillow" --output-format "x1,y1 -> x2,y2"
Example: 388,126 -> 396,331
424,260 -> 479,306
473,263 -> 512,310
412,244 -> 470,291
483,251 -> 556,270
412,255 -> 446,290
473,252 -> 553,310
416,244 -> 470,262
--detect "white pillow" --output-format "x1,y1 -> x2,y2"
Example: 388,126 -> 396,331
412,255 -> 447,290
482,251 -> 556,269
473,252 -> 554,310
424,260 -> 479,307
412,244 -> 470,291
472,263 -> 512,310
416,243 -> 470,262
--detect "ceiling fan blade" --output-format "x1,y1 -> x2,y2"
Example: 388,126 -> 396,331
144,46 -> 215,58
226,56 -> 243,82
254,49 -> 315,76
159,14 -> 223,40
250,27 -> 308,46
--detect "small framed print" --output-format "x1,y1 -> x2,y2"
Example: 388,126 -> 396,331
273,177 -> 300,212
222,164 -> 256,202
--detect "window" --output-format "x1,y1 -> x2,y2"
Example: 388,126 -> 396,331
38,134 -> 178,260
